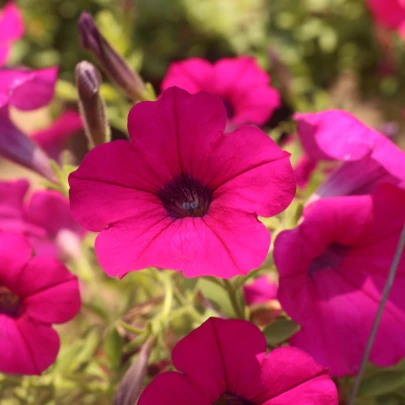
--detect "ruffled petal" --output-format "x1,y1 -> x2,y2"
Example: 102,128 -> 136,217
0,315 -> 59,374
95,205 -> 269,278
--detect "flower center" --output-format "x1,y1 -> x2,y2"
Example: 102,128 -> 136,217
0,286 -> 21,318
158,173 -> 213,219
309,243 -> 348,276
222,99 -> 235,119
213,393 -> 252,405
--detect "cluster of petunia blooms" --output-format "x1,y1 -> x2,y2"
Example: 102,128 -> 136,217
1,3 -> 405,405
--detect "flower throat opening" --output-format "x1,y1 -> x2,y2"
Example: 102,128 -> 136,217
213,393 -> 253,405
0,286 -> 21,318
158,173 -> 213,219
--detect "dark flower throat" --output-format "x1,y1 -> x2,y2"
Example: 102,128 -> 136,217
213,393 -> 252,405
158,173 -> 213,219
0,286 -> 21,318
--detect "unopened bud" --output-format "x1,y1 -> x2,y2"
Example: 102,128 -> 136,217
0,109 -> 56,181
79,12 -> 146,102
113,337 -> 155,405
75,61 -> 110,148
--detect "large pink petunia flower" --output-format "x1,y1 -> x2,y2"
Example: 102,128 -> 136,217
69,87 -> 295,279
0,2 -> 24,67
295,110 -> 405,199
161,57 -> 280,130
0,232 -> 81,375
0,179 -> 85,260
274,184 -> 405,377
138,317 -> 337,405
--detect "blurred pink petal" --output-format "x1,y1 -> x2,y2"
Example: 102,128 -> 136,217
32,110 -> 83,161
275,184 -> 405,376
295,110 -> 405,198
367,0 -> 405,32
0,66 -> 58,110
0,179 -> 86,260
244,275 -> 278,306
0,2 -> 24,66
162,57 -> 280,129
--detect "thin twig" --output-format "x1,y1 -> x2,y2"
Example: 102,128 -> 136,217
348,221 -> 405,405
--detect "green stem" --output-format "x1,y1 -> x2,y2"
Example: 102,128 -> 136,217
223,279 -> 245,319
348,221 -> 405,405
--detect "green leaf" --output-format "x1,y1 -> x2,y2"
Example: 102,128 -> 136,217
104,326 -> 124,369
183,276 -> 199,293
359,370 -> 405,397
197,278 -> 234,317
263,319 -> 300,345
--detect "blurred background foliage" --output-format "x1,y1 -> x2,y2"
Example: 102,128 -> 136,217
10,0 -> 405,138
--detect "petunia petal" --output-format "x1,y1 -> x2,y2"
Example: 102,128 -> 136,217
95,205 -> 269,279
69,140 -> 165,232
172,318 -> 267,401
161,58 -> 213,93
0,232 -> 32,289
138,371 -> 210,405
20,256 -> 81,324
128,87 -> 227,181
257,347 -> 336,405
0,315 -> 59,375
210,126 -> 295,217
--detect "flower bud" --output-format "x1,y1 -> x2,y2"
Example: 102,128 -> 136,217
0,108 -> 56,181
75,61 -> 110,148
113,337 -> 155,405
78,12 -> 146,102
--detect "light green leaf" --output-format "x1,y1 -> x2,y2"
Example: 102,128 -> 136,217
104,326 -> 124,369
359,370 -> 405,397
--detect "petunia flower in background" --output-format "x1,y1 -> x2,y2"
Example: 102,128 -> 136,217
161,57 -> 280,130
244,275 -> 278,306
293,152 -> 319,189
0,232 -> 81,375
31,110 -> 83,162
0,179 -> 86,260
274,184 -> 405,377
138,317 -> 338,405
294,110 -> 405,199
244,275 -> 281,325
69,87 -> 295,279
0,2 -> 24,67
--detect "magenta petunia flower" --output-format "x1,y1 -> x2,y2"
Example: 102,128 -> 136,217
244,275 -> 278,306
0,179 -> 85,260
0,2 -> 24,67
161,57 -> 281,129
69,87 -> 295,278
0,232 -> 81,375
32,110 -> 83,162
138,317 -> 337,405
274,184 -> 405,377
295,110 -> 405,199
